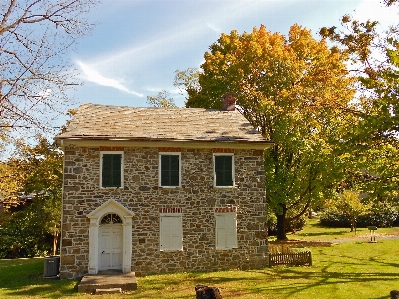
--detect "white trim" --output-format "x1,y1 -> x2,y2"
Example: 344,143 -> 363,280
87,199 -> 134,274
213,153 -> 235,188
100,151 -> 124,188
158,152 -> 181,188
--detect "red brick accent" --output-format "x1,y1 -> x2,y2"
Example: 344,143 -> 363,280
99,146 -> 124,151
158,147 -> 182,152
214,206 -> 237,213
213,148 -> 234,153
159,207 -> 183,213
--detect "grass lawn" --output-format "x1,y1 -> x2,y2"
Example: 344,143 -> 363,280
1,223 -> 399,298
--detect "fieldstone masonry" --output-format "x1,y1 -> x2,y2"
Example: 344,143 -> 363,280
60,145 -> 268,279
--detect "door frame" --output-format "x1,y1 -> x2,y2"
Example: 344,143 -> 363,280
87,199 -> 134,274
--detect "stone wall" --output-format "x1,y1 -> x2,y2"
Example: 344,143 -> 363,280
60,145 -> 268,279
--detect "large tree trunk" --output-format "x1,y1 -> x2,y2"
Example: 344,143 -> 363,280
276,204 -> 288,241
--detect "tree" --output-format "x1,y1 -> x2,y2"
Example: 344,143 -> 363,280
174,68 -> 201,101
0,0 -> 97,135
146,90 -> 178,108
0,136 -> 63,257
320,3 -> 399,201
177,24 -> 356,240
337,190 -> 369,234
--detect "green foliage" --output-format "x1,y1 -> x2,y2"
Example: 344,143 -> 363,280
0,136 -> 63,257
0,204 -> 53,258
174,68 -> 201,102
365,201 -> 399,227
320,198 -> 399,228
320,6 -> 399,201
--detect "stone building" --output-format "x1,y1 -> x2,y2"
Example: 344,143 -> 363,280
55,102 -> 272,279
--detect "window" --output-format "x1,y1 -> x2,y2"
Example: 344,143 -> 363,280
214,154 -> 234,187
100,213 -> 122,224
215,212 -> 238,250
101,151 -> 123,188
159,153 -> 180,187
160,215 -> 183,251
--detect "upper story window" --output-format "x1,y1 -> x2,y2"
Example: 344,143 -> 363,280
100,151 -> 124,188
159,153 -> 181,187
214,154 -> 234,187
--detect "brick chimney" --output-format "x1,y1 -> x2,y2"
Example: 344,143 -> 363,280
222,93 -> 236,111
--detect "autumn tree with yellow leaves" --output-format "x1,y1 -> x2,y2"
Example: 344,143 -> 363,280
178,24 -> 356,240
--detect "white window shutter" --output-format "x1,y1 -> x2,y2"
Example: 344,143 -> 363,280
160,216 -> 182,251
226,214 -> 238,248
216,213 -> 237,249
216,214 -> 225,249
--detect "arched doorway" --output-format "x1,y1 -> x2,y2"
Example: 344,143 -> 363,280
87,199 -> 134,274
99,213 -> 123,271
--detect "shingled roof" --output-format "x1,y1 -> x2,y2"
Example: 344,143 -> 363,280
56,103 -> 271,147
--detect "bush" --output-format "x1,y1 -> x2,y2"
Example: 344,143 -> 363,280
320,201 -> 399,228
319,208 -> 351,227
0,209 -> 52,258
358,202 -> 399,228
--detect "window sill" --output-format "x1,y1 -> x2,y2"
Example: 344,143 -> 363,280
159,186 -> 181,188
160,249 -> 183,252
215,247 -> 238,250
214,185 -> 236,189
100,186 -> 124,189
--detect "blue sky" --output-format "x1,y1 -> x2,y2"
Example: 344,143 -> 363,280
69,0 -> 396,109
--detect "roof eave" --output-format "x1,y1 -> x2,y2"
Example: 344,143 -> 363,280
55,138 -> 273,150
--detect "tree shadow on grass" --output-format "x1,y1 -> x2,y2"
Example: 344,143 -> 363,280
295,230 -> 349,238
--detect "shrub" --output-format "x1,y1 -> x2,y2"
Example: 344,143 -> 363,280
320,201 -> 399,228
319,208 -> 351,227
358,202 -> 399,228
0,209 -> 53,258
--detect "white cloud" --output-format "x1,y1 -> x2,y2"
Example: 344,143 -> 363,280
354,0 -> 398,27
207,22 -> 222,33
81,0 -> 266,75
76,60 -> 143,97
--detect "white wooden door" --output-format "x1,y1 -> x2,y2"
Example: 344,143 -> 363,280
99,224 -> 123,270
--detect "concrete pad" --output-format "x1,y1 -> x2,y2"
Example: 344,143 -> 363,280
78,271 -> 137,293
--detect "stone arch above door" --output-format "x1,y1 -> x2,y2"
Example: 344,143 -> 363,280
87,199 -> 134,274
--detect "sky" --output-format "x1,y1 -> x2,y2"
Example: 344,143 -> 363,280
69,0 -> 397,110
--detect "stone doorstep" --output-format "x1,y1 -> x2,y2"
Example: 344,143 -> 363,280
95,288 -> 122,295
77,272 -> 137,294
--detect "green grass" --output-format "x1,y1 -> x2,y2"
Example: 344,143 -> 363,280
1,223 -> 399,298
271,218 -> 399,242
